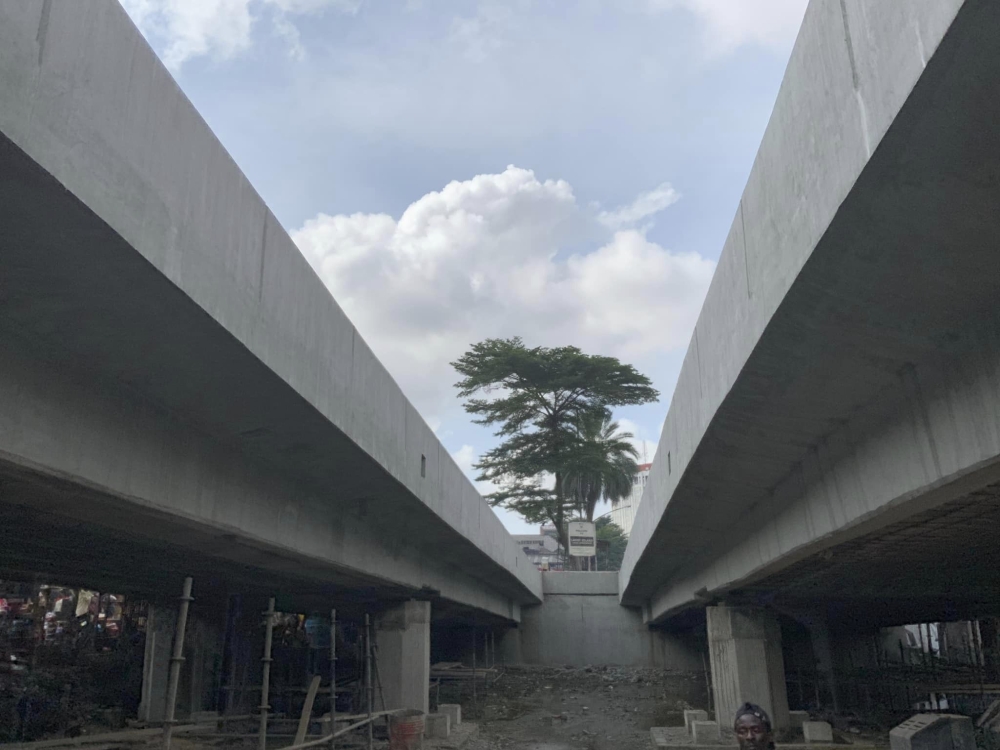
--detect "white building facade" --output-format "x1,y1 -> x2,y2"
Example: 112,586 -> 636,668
609,462 -> 651,537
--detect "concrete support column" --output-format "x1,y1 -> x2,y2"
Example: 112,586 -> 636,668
707,605 -> 790,731
139,603 -> 176,723
376,600 -> 431,713
801,614 -> 839,713
500,626 -> 522,665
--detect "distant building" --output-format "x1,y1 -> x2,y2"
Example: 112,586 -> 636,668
539,524 -> 559,541
514,532 -> 564,571
610,462 -> 651,536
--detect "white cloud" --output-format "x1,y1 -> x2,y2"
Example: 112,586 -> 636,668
292,166 -> 715,423
452,445 -> 477,474
272,13 -> 306,61
451,445 -> 501,499
269,0 -> 361,11
598,182 -> 680,229
119,0 -> 361,70
616,418 -> 658,465
646,0 -> 809,53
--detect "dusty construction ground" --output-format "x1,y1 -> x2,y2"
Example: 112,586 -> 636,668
460,665 -> 707,750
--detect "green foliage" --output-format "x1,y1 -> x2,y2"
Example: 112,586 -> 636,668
596,517 -> 628,572
565,412 -> 639,521
452,336 -> 658,550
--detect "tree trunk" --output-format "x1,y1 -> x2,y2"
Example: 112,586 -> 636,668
585,485 -> 600,521
553,473 -> 582,571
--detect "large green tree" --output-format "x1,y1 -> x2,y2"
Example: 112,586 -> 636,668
565,413 -> 640,522
451,337 -> 658,554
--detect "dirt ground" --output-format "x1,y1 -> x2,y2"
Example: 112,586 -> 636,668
15,665 -> 909,750
457,665 -> 707,750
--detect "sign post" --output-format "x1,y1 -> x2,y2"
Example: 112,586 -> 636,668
567,521 -> 596,561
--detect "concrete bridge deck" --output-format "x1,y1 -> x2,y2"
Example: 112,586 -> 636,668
0,0 -> 541,623
620,0 -> 1000,627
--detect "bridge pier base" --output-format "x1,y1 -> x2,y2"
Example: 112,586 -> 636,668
500,625 -> 522,664
376,600 -> 431,713
798,611 -> 840,713
707,605 -> 790,731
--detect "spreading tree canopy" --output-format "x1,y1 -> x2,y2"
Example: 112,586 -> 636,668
451,337 -> 658,553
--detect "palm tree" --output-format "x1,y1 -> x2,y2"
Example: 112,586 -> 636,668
565,412 -> 640,522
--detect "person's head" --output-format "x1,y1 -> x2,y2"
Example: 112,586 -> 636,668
734,703 -> 774,750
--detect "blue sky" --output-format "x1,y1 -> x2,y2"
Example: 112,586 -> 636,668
122,0 -> 807,533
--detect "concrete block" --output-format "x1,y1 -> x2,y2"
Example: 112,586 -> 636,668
789,711 -> 811,731
424,713 -> 450,739
685,710 -> 709,734
803,721 -> 834,743
692,721 -> 721,744
890,714 -> 975,750
439,704 -> 461,727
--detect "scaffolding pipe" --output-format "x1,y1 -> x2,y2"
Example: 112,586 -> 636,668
365,614 -> 373,750
471,628 -> 477,719
484,630 -> 489,699
329,609 -> 337,750
259,598 -> 277,750
163,577 -> 194,750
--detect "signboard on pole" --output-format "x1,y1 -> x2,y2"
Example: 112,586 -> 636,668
568,521 -> 596,558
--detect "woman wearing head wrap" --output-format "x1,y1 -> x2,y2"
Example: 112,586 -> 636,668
734,703 -> 775,750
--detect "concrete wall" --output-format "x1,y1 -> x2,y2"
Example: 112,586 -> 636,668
0,1 -> 541,611
518,573 -> 701,669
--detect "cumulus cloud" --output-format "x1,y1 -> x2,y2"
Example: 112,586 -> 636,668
598,182 -> 680,229
292,166 -> 715,424
646,0 -> 809,53
119,0 -> 361,69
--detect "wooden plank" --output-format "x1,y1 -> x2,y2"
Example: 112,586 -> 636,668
294,676 -> 323,746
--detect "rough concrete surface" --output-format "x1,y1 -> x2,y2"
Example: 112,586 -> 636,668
541,572 -> 619,596
377,600 -> 432,713
518,585 -> 700,668
685,710 -> 709,733
803,722 -> 834,743
426,713 -> 452,739
692,721 -> 721,744
707,606 -> 789,731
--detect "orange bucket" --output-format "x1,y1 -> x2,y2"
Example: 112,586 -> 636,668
388,709 -> 425,750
